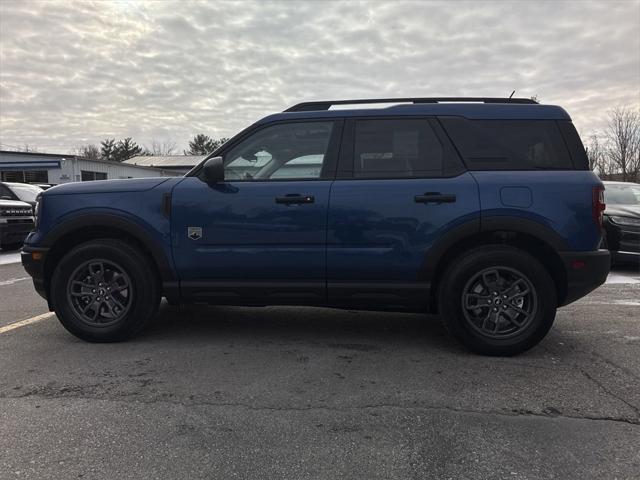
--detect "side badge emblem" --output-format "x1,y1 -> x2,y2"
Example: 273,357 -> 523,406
187,227 -> 202,241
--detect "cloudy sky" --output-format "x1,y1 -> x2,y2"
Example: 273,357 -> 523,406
1,0 -> 639,154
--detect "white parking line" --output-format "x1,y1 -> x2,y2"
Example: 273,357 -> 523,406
579,300 -> 640,306
0,276 -> 29,286
0,252 -> 21,265
605,272 -> 640,284
0,312 -> 55,334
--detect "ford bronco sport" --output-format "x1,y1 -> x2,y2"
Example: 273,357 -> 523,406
22,97 -> 610,355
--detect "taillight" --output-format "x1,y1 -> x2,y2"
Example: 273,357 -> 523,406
592,185 -> 605,228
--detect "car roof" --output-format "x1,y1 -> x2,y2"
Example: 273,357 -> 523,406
258,103 -> 571,125
603,181 -> 640,186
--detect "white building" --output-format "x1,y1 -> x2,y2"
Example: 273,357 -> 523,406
0,150 -> 179,185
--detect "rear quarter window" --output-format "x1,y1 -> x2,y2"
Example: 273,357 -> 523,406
439,117 -> 575,170
557,121 -> 589,170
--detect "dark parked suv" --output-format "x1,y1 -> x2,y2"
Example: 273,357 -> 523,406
22,97 -> 610,355
0,198 -> 34,250
602,181 -> 640,265
0,181 -> 43,209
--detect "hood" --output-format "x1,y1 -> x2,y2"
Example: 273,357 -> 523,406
604,204 -> 640,218
44,177 -> 171,196
0,198 -> 33,209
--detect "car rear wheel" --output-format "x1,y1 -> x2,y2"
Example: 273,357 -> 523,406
51,239 -> 160,342
438,245 -> 557,356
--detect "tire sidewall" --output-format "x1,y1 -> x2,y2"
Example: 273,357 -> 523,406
439,246 -> 557,356
51,240 -> 158,342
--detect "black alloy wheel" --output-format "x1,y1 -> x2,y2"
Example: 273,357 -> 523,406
461,266 -> 537,339
67,259 -> 133,327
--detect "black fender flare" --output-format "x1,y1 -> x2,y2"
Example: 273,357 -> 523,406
41,212 -> 177,284
420,215 -> 568,284
481,216 -> 569,250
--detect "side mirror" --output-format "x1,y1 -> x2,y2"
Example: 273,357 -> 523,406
201,156 -> 224,183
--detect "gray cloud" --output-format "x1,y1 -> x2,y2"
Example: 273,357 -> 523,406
0,0 -> 638,152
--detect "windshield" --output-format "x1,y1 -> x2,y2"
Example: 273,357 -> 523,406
9,183 -> 43,203
604,184 -> 640,205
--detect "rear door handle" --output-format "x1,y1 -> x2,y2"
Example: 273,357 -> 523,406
414,192 -> 457,204
275,194 -> 315,205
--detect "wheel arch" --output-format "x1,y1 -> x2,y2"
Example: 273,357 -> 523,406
40,213 -> 177,303
423,217 -> 569,312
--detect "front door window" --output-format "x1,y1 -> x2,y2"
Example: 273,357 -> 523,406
223,122 -> 334,181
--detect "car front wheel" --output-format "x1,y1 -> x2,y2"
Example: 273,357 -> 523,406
51,239 -> 160,342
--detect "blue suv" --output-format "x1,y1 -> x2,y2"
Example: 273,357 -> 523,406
21,97 -> 610,355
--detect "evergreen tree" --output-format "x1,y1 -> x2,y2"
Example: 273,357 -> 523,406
100,138 -> 116,161
184,134 -> 228,155
113,137 -> 142,162
185,134 -> 215,155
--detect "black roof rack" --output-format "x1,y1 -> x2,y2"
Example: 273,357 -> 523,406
284,97 -> 538,112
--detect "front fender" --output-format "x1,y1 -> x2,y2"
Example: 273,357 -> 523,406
37,210 -> 176,284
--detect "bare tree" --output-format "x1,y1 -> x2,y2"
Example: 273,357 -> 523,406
584,134 -> 608,175
73,144 -> 100,161
605,107 -> 640,182
144,139 -> 177,156
20,144 -> 38,153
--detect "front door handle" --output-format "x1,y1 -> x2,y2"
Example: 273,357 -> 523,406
275,194 -> 315,205
414,192 -> 457,204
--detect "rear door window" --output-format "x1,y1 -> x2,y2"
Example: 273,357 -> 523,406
352,119 -> 460,178
440,118 -> 574,170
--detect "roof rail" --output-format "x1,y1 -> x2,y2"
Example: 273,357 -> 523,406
284,97 -> 538,112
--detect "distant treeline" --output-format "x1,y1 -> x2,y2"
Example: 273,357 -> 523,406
73,134 -> 229,163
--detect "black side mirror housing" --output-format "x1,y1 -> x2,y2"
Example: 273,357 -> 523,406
201,156 -> 224,183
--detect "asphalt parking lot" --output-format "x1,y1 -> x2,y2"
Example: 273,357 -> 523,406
0,250 -> 639,479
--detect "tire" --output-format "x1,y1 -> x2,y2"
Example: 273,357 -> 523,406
51,239 -> 160,342
438,245 -> 557,356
